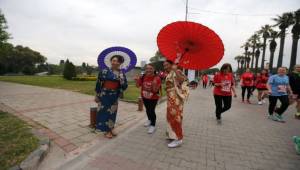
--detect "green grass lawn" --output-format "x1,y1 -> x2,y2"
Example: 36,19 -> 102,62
0,76 -> 143,102
0,111 -> 39,170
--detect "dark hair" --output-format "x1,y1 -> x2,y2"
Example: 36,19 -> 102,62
145,63 -> 155,68
164,60 -> 174,65
110,55 -> 124,64
220,63 -> 232,73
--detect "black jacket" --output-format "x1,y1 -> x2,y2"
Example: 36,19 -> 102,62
288,72 -> 300,95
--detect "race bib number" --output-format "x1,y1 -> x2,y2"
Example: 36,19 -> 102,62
142,90 -> 153,99
277,85 -> 287,93
221,80 -> 231,92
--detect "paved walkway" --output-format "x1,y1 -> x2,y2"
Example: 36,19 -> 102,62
58,87 -> 300,170
0,81 -> 143,153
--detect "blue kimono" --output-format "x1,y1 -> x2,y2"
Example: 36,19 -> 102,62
95,68 -> 128,132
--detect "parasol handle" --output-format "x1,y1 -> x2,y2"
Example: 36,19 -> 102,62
175,49 -> 188,64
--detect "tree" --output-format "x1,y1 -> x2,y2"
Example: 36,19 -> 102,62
273,12 -> 294,68
258,25 -> 273,69
59,60 -> 65,65
248,34 -> 261,69
0,10 -> 10,44
290,9 -> 300,71
150,51 -> 165,71
234,55 -> 243,70
63,59 -> 76,80
269,30 -> 279,73
254,44 -> 262,72
241,42 -> 250,68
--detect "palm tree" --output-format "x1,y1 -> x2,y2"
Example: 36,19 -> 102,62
241,42 -> 250,68
248,34 -> 261,69
290,9 -> 300,71
234,55 -> 243,70
258,25 -> 273,69
255,43 -> 263,72
269,30 -> 279,72
273,12 -> 294,68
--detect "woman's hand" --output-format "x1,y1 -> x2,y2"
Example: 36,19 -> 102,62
134,75 -> 140,81
172,64 -> 178,71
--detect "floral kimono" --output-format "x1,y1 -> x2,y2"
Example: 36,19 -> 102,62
95,68 -> 128,132
165,70 -> 189,140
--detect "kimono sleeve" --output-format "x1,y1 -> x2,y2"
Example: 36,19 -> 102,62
95,71 -> 103,94
120,72 -> 128,91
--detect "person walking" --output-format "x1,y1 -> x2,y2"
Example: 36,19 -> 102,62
256,69 -> 269,105
267,67 -> 293,122
202,74 -> 208,88
163,60 -> 189,148
94,55 -> 128,139
241,68 -> 254,103
213,63 -> 237,124
135,64 -> 162,134
288,64 -> 300,119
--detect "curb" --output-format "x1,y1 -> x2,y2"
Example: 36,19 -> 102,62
9,129 -> 51,170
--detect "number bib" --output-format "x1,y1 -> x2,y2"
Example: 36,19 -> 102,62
221,80 -> 231,92
142,90 -> 153,99
277,85 -> 287,93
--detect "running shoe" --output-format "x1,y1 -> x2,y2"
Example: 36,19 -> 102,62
258,101 -> 263,105
293,136 -> 300,155
168,140 -> 183,148
274,113 -> 285,122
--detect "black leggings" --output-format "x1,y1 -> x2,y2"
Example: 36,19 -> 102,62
268,95 -> 289,115
214,95 -> 232,119
242,86 -> 252,100
203,82 -> 207,88
143,98 -> 158,126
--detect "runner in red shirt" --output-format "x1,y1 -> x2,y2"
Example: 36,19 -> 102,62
241,68 -> 254,103
213,63 -> 237,124
255,69 -> 269,105
135,64 -> 161,134
202,74 -> 209,88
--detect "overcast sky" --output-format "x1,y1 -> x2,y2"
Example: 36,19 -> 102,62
1,0 -> 299,69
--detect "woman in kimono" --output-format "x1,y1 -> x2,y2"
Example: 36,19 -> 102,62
163,60 -> 189,148
94,55 -> 128,139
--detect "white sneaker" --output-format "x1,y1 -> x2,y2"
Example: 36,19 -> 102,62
262,99 -> 266,104
258,101 -> 263,105
148,126 -> 156,134
144,120 -> 151,127
168,140 -> 183,148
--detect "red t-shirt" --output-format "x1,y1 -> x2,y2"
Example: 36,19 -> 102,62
213,73 -> 234,96
256,75 -> 268,89
138,75 -> 162,100
202,75 -> 208,83
241,72 -> 254,87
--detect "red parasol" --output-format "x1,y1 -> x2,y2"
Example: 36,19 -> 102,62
157,21 -> 224,70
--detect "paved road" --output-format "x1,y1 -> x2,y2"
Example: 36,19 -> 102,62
57,87 -> 300,170
0,81 -> 143,154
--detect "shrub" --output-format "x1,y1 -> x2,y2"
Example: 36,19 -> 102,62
63,60 -> 76,80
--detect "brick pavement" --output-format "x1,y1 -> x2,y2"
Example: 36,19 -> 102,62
58,86 -> 300,170
0,81 -> 143,153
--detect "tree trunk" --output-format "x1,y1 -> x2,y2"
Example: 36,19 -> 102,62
269,51 -> 275,73
277,29 -> 286,68
255,57 -> 259,72
289,35 -> 299,72
261,38 -> 267,69
251,47 -> 255,69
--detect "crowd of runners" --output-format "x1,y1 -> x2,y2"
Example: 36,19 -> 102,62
94,57 -> 300,152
